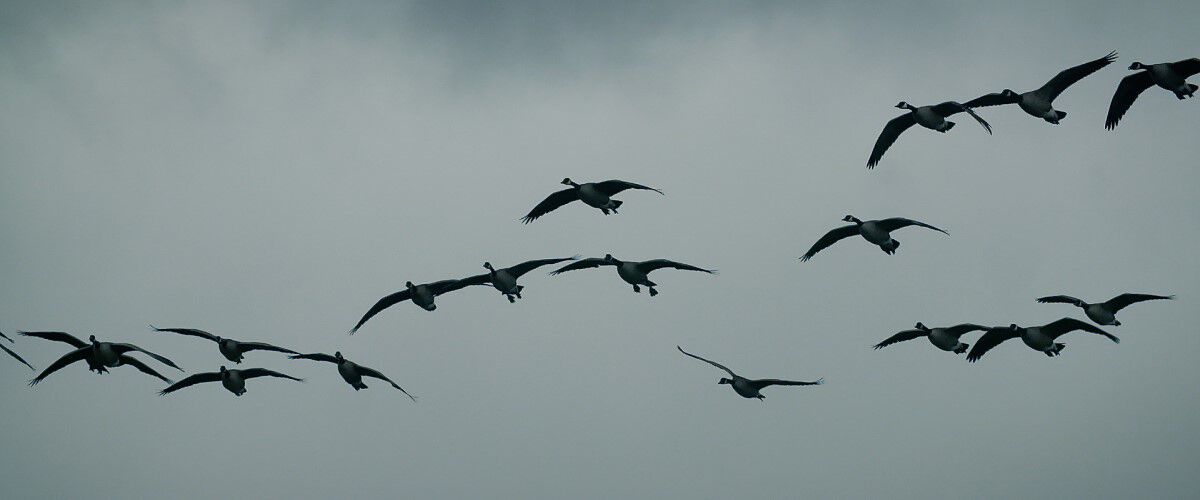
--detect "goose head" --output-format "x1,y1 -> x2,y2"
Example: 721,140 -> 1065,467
1001,89 -> 1020,98
334,351 -> 344,361
483,262 -> 496,273
718,377 -> 732,385
1128,62 -> 1146,71
914,322 -> 930,332
842,215 -> 863,224
561,177 -> 579,188
895,101 -> 914,110
405,281 -> 416,291
88,334 -> 99,345
219,365 -> 228,374
1007,324 -> 1022,332
603,253 -> 618,264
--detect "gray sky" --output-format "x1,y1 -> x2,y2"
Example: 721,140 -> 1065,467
2,1 -> 1197,498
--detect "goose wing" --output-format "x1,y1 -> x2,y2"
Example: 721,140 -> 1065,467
1103,293 -> 1174,313
1041,318 -> 1118,343
549,258 -> 613,275
506,256 -> 580,278
520,188 -> 580,223
238,368 -> 304,382
350,288 -> 413,333
1169,58 -> 1200,78
1,343 -> 35,370
676,345 -> 736,377
150,326 -> 219,343
118,355 -> 172,384
108,344 -> 183,371
875,217 -> 949,235
748,377 -> 824,390
930,101 -> 992,134
866,114 -> 916,168
1105,72 -> 1155,130
635,259 -> 716,275
592,180 -> 664,196
358,365 -> 417,401
28,347 -> 91,386
0,330 -> 11,342
238,341 -> 298,355
453,272 -> 494,288
800,224 -> 859,262
873,329 -> 927,349
944,323 -> 990,338
1037,295 -> 1085,307
964,92 -> 1021,109
966,327 -> 1022,363
1033,51 -> 1118,101
19,331 -> 87,348
427,278 -> 483,296
289,352 -> 340,364
159,371 -> 222,395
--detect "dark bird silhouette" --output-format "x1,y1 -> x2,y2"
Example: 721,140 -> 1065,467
454,256 -> 579,303
150,326 -> 297,363
23,332 -> 180,385
159,366 -> 302,396
1036,293 -> 1174,326
550,254 -> 715,296
800,215 -> 948,261
0,331 -> 35,370
867,101 -> 992,168
290,351 -> 415,401
966,318 -> 1119,362
1106,58 -> 1200,129
873,322 -> 990,354
350,278 -> 482,333
677,346 -> 822,400
521,178 -> 663,223
965,51 -> 1117,124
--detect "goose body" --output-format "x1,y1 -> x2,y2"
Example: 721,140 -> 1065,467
965,52 -> 1117,124
160,366 -> 302,396
521,178 -> 663,223
1106,58 -> 1200,129
1036,293 -> 1173,326
966,318 -> 1119,362
550,254 -> 715,296
801,215 -> 948,261
874,323 -> 989,354
455,257 -> 579,302
866,101 -> 992,168
677,346 -> 822,400
291,351 -> 416,401
151,326 -> 297,363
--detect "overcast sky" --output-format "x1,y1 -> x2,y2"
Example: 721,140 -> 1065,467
2,1 -> 1198,498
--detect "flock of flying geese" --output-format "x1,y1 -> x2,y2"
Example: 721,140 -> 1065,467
1,51 -> 1190,401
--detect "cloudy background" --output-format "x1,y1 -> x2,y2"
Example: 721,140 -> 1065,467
1,1 -> 1197,498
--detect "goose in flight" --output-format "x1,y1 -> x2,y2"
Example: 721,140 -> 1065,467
1036,293 -> 1174,326
677,346 -> 822,400
351,278 -> 481,333
549,254 -> 715,296
290,351 -> 415,401
1,331 -> 35,371
867,101 -> 992,168
150,326 -> 297,363
800,215 -> 948,261
966,318 -> 1119,362
521,178 -> 663,223
1106,58 -> 1200,129
873,322 -> 989,355
965,51 -> 1117,124
159,366 -> 302,396
455,256 -> 579,303
21,331 -> 177,385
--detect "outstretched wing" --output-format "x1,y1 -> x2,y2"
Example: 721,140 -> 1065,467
453,272 -> 494,288
1034,51 -> 1118,101
592,180 -> 664,196
966,327 -> 1022,363
109,344 -> 183,371
676,345 -> 736,377
875,217 -> 949,235
964,92 -> 1020,109
520,188 -> 580,223
867,114 -> 916,168
239,368 -> 304,382
1037,295 -> 1084,307
289,352 -> 340,364
118,355 -> 172,384
159,372 -> 222,395
350,289 -> 413,333
1103,293 -> 1174,313
1041,318 -> 1118,343
0,330 -> 11,342
238,342 -> 298,355
1105,72 -> 1155,130
635,259 -> 716,275
358,365 -> 417,402
749,378 -> 824,390
873,329 -> 926,349
549,258 -> 612,275
20,331 -> 88,348
1,343 -> 35,370
427,278 -> 485,296
931,101 -> 992,134
28,348 -> 91,386
150,326 -> 219,342
506,256 -> 580,278
800,225 -> 859,262
944,324 -> 990,338
1169,58 -> 1200,78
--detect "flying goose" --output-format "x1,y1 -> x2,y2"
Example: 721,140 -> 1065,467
1106,58 -> 1200,129
676,346 -> 822,400
1,331 -> 35,370
966,318 -> 1119,362
351,278 -> 481,333
521,178 -> 663,223
800,215 -> 948,261
549,254 -> 715,296
1036,293 -> 1174,326
21,332 -> 176,385
159,366 -> 302,396
867,101 -> 992,168
290,351 -> 415,401
150,326 -> 298,363
965,51 -> 1117,124
455,256 -> 579,302
873,322 -> 989,354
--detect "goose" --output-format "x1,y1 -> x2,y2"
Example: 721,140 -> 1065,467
350,278 -> 481,333
873,322 -> 989,354
21,331 -> 176,385
290,351 -> 415,401
676,346 -> 822,400
966,318 -> 1119,362
1,331 -> 35,370
1106,58 -> 1200,129
150,326 -> 297,363
867,101 -> 992,168
800,215 -> 948,261
455,256 -> 579,303
965,51 -> 1117,124
1036,293 -> 1174,326
521,178 -> 663,223
159,366 -> 302,396
549,254 -> 715,296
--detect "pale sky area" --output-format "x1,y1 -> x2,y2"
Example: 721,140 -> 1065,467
1,1 -> 1197,498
